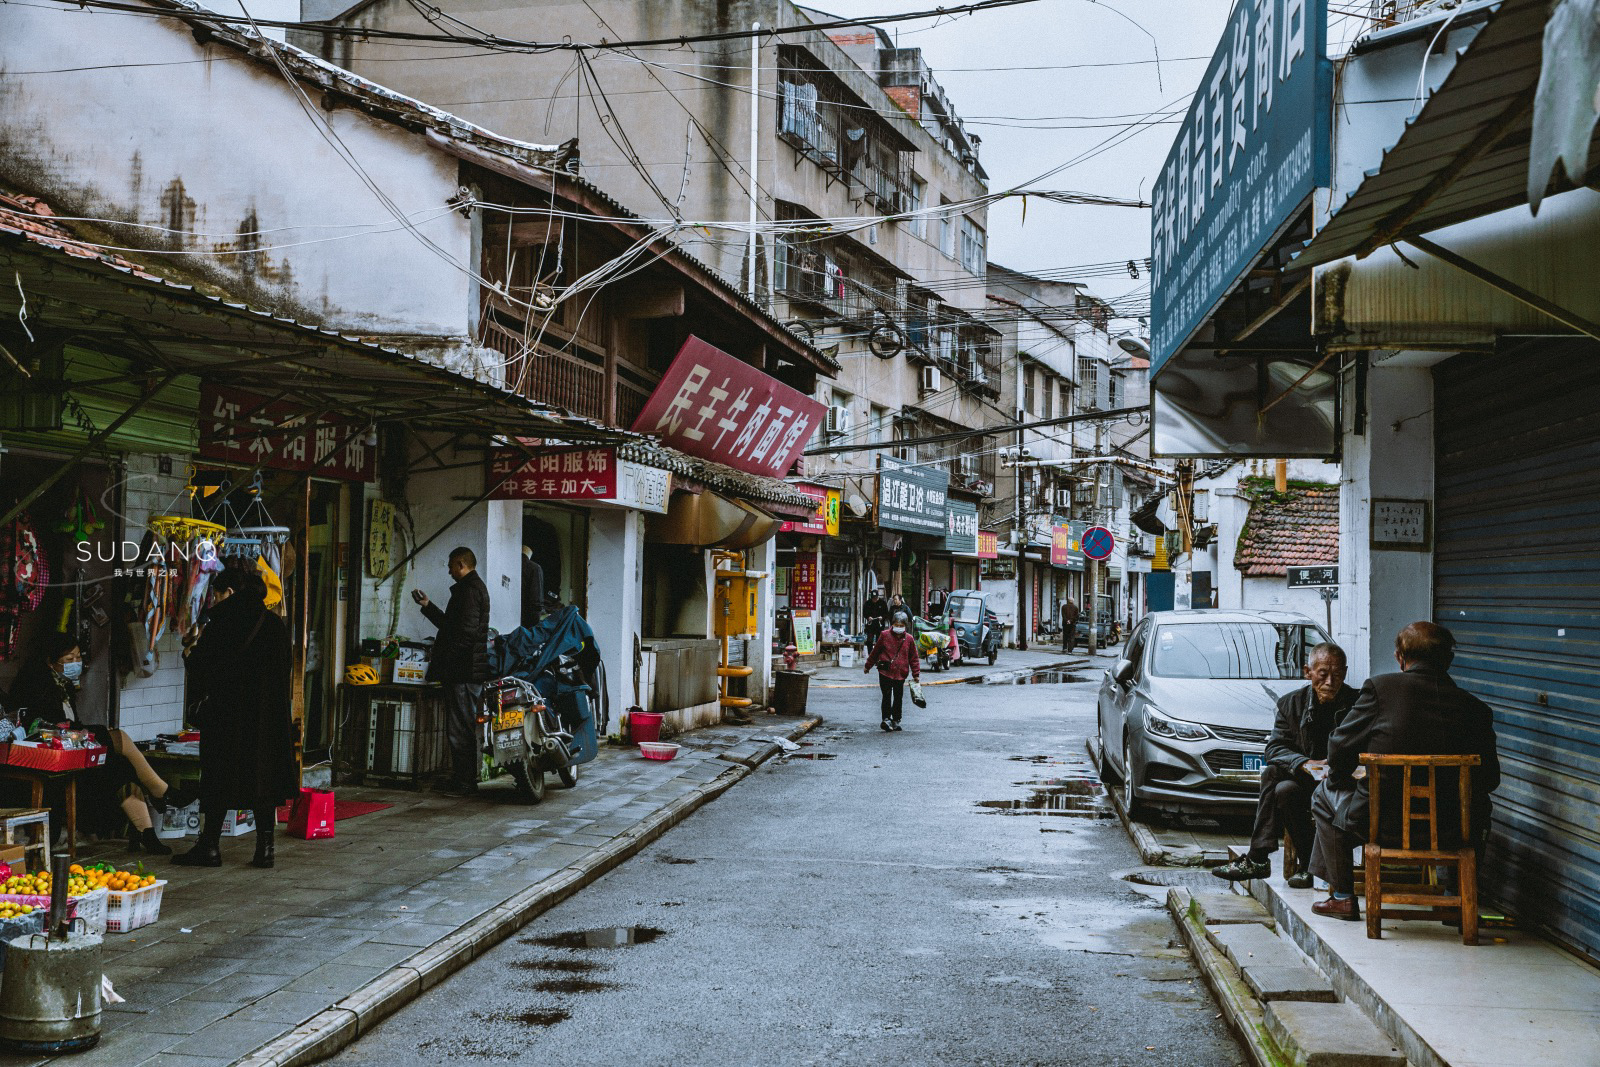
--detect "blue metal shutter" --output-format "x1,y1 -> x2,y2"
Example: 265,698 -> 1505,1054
1434,343 -> 1600,960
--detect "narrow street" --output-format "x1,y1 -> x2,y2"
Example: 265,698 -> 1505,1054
328,661 -> 1245,1067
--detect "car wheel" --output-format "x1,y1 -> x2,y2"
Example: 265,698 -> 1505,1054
1096,720 -> 1118,782
1121,734 -> 1145,819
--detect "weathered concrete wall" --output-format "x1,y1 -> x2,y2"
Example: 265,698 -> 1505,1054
0,3 -> 476,352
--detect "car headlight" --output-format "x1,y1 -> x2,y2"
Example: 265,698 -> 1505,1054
1144,708 -> 1213,741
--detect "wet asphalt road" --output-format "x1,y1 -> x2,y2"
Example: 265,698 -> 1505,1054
328,665 -> 1246,1067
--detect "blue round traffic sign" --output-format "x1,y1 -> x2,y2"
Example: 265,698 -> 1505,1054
1081,525 -> 1116,561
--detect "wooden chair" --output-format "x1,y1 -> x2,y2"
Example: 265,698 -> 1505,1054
1360,753 -> 1481,945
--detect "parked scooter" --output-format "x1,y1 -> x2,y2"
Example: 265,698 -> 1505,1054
913,613 -> 954,672
483,606 -> 606,803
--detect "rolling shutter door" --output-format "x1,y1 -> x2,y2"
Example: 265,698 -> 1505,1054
1433,342 -> 1600,960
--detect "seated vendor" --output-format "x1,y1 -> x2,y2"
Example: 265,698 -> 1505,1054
5,633 -> 192,855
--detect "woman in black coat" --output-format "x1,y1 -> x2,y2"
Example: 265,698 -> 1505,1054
175,567 -> 298,869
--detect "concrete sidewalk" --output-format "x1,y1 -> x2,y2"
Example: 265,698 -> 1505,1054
0,719 -> 818,1067
1244,865 -> 1600,1067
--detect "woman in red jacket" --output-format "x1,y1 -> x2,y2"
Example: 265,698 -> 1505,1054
864,611 -> 920,731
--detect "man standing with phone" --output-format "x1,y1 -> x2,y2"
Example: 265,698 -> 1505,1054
413,546 -> 491,797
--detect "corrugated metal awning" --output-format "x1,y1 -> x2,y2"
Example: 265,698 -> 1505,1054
1293,0 -> 1597,269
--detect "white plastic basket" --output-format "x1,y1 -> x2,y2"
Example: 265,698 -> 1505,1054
104,881 -> 165,933
71,888 -> 108,935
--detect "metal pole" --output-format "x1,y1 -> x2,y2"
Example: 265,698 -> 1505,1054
746,21 -> 761,299
1087,423 -> 1102,656
1013,418 -> 1026,651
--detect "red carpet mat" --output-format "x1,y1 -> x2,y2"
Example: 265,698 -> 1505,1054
276,799 -> 392,824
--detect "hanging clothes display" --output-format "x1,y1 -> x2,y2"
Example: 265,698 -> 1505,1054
0,513 -> 48,660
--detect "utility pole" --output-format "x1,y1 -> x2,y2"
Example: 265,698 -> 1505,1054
746,21 -> 761,299
1086,421 -> 1102,656
1013,416 -> 1028,650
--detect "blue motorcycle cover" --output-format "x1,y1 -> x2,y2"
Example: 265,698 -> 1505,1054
490,605 -> 602,765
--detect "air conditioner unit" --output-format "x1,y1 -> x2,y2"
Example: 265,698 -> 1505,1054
920,365 -> 942,394
824,405 -> 851,435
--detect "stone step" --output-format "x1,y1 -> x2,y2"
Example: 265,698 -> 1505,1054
1191,889 -> 1274,927
1207,921 -> 1307,970
1266,1001 -> 1407,1067
1243,963 -> 1338,1003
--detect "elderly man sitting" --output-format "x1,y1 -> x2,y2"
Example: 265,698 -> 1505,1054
1213,642 -> 1358,888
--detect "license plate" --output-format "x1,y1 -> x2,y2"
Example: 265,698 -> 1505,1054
1242,754 -> 1265,773
495,709 -> 525,731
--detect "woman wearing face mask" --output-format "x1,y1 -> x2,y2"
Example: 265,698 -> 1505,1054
5,632 -> 192,854
863,610 -> 921,732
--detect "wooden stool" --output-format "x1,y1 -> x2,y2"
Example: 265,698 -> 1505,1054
1360,753 -> 1481,945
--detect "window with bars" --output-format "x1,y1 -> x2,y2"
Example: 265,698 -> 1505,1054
1077,358 -> 1100,411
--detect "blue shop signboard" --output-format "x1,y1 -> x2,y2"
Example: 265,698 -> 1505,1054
1150,0 -> 1332,374
877,463 -> 950,536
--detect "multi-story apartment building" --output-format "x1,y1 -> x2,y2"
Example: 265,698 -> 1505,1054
308,1 -> 999,644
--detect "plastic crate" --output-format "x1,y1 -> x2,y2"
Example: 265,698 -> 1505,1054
104,880 -> 165,933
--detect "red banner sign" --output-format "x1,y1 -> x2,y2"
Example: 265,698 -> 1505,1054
487,447 -> 618,501
977,532 -> 999,559
1050,524 -> 1074,566
790,555 -> 818,612
199,385 -> 375,482
631,336 -> 827,478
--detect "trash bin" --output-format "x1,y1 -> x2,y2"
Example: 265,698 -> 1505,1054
628,712 -> 664,744
772,671 -> 810,716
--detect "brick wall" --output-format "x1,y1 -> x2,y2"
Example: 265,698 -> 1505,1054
116,454 -> 190,740
884,85 -> 921,119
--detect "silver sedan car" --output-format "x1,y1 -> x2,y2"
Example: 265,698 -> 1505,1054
1096,609 -> 1331,815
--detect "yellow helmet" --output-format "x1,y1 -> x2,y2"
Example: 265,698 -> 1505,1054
344,664 -> 380,686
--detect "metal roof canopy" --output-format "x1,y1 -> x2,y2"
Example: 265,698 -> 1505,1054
0,232 -> 619,444
1294,0 -> 1598,270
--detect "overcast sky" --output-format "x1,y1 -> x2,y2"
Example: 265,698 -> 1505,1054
813,0 -> 1236,319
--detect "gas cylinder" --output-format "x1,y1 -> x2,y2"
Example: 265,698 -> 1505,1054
0,857 -> 102,1055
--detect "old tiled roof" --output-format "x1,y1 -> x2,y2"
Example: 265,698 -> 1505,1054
0,193 -> 162,280
1235,480 -> 1339,576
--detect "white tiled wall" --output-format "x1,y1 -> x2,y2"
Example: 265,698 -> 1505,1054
116,454 -> 189,740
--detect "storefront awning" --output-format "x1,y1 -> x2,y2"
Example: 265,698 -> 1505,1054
1292,0 -> 1592,270
0,226 -> 619,446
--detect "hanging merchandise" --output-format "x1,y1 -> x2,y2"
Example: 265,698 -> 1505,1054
0,513 -> 48,660
180,539 -> 223,635
55,488 -> 104,545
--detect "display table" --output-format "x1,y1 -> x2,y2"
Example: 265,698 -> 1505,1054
0,767 -> 82,861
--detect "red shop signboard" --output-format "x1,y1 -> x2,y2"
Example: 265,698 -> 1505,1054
631,336 -> 827,478
486,447 -> 618,501
789,555 -> 818,612
199,385 -> 375,482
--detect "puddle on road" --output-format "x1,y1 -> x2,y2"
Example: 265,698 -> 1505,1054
787,752 -> 837,760
512,958 -> 604,972
968,896 -> 1182,958
525,926 -> 666,949
967,670 -> 1093,685
976,776 -> 1113,820
479,1008 -> 570,1028
655,855 -> 697,865
531,977 -> 613,994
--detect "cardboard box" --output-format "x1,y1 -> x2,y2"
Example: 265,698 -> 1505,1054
392,640 -> 430,685
0,845 -> 26,876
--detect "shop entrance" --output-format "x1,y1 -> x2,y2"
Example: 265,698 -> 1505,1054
523,503 -> 588,616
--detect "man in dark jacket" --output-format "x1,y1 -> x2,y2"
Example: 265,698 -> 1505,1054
1309,621 -> 1501,921
520,545 -> 545,630
1212,642 -> 1357,887
1060,597 -> 1080,652
413,546 -> 491,797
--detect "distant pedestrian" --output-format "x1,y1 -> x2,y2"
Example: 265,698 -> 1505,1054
1060,597 -> 1080,652
864,611 -> 920,732
520,545 -> 545,630
413,546 -> 491,797
864,588 -> 889,648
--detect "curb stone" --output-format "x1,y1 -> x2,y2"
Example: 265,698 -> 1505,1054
1166,886 -> 1284,1067
233,716 -> 822,1067
1089,736 -> 1236,867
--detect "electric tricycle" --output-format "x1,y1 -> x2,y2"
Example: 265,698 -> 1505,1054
947,589 -> 1002,666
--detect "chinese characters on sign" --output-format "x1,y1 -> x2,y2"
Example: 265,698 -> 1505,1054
780,484 -> 842,537
632,336 -> 827,478
976,532 -> 999,559
1050,524 -> 1074,567
1150,0 -> 1331,372
1286,565 -> 1338,588
487,447 -> 619,501
1371,499 -> 1430,550
876,463 -> 950,535
198,385 -> 375,481
943,500 -> 979,555
790,555 -> 818,612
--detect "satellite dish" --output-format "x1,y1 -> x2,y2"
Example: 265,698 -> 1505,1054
846,493 -> 869,518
